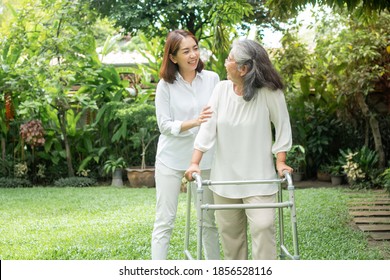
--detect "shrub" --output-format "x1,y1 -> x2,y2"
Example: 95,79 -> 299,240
286,145 -> 306,173
379,168 -> 390,194
0,157 -> 13,177
0,177 -> 32,188
341,146 -> 380,189
53,177 -> 97,188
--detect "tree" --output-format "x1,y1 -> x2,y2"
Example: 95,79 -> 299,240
322,11 -> 390,168
266,0 -> 389,20
2,0 -> 103,177
85,0 -> 284,78
276,9 -> 390,169
86,0 -> 280,39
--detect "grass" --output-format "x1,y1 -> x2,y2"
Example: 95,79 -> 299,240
0,186 -> 388,260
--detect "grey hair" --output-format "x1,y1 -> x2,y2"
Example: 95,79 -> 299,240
230,39 -> 284,101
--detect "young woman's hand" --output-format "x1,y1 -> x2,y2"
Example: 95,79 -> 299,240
197,106 -> 213,126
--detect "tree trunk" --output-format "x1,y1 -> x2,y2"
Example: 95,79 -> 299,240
58,111 -> 75,177
1,137 -> 5,160
356,92 -> 386,168
364,119 -> 369,147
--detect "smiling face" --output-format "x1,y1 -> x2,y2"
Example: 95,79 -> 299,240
169,36 -> 200,74
224,53 -> 237,81
224,48 -> 249,86
225,53 -> 245,85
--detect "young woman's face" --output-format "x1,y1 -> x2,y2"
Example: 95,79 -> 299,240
170,36 -> 199,73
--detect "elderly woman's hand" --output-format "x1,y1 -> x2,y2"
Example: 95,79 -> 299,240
184,163 -> 201,181
276,161 -> 293,177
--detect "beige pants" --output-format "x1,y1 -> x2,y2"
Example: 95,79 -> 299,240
213,193 -> 277,260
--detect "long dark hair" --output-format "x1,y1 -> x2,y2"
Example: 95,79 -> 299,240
231,39 -> 284,101
159,30 -> 204,84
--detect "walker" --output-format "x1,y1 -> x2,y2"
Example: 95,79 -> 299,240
184,171 -> 300,260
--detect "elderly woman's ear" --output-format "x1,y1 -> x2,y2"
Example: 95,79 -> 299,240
238,65 -> 248,77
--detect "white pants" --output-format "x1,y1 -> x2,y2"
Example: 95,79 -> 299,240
214,193 -> 277,260
151,161 -> 220,260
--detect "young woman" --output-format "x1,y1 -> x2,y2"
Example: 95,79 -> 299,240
152,30 -> 220,260
185,39 -> 293,260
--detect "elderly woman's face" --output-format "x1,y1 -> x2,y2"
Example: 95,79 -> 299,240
224,52 -> 243,83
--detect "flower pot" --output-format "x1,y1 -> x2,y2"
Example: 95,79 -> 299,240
111,168 -> 124,187
292,172 -> 303,182
126,167 -> 155,188
331,175 -> 343,186
317,171 -> 331,182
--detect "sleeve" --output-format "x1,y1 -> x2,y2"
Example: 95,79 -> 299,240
193,82 -> 221,152
266,89 -> 293,154
155,81 -> 190,137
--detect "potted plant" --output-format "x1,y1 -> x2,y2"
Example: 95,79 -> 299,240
117,99 -> 159,188
317,163 -> 332,182
329,153 -> 347,186
103,157 -> 127,186
330,164 -> 344,186
286,145 -> 306,182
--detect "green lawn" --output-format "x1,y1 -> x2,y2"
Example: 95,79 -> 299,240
0,186 -> 388,260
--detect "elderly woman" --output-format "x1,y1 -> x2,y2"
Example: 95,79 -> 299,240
185,39 -> 293,260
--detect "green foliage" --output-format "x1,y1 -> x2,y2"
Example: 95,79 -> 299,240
313,10 -> 389,168
277,31 -> 310,88
379,167 -> 390,193
103,157 -> 127,175
116,97 -> 158,169
275,10 -> 390,176
353,146 -> 379,174
0,177 -> 32,188
53,177 -> 97,188
287,100 -> 344,176
131,33 -> 163,85
1,0 -> 389,188
0,156 -> 13,177
87,0 -> 278,79
317,163 -> 332,174
87,0 -> 273,39
266,0 -> 390,21
341,146 -> 380,188
286,144 -> 306,173
329,153 -> 347,176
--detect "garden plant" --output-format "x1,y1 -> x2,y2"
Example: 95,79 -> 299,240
0,0 -> 389,266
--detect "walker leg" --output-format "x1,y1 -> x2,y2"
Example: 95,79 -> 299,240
196,186 -> 204,260
277,182 -> 286,260
184,181 -> 193,259
288,185 -> 300,259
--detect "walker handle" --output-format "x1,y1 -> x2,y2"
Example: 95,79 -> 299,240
192,172 -> 203,189
283,170 -> 293,185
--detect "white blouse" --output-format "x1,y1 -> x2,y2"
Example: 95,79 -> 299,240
155,70 -> 220,170
194,80 -> 292,198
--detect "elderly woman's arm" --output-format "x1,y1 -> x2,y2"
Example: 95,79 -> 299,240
184,149 -> 204,181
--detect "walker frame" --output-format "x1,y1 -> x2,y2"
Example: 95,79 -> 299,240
184,171 -> 300,260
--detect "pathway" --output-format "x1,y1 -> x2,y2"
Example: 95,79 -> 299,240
348,189 -> 390,258
348,190 -> 390,241
295,180 -> 390,258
